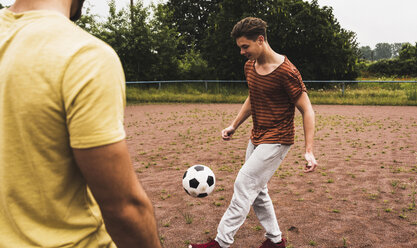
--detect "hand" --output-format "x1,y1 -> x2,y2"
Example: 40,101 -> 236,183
221,126 -> 235,141
304,152 -> 318,172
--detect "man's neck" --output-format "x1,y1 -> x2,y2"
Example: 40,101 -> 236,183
256,44 -> 282,66
253,43 -> 285,75
9,0 -> 71,18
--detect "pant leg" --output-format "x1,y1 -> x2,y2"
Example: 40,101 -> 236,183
253,145 -> 290,243
215,141 -> 257,248
215,141 -> 290,248
252,180 -> 285,242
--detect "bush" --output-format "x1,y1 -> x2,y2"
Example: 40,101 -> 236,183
367,59 -> 417,77
363,43 -> 417,77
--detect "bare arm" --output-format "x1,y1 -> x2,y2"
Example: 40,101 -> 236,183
222,96 -> 252,140
72,140 -> 162,248
295,92 -> 318,172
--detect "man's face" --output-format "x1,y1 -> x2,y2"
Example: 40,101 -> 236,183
70,0 -> 85,21
236,36 -> 263,61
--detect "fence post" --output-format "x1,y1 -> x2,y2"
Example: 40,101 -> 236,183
205,81 -> 208,91
158,82 -> 161,90
342,82 -> 345,97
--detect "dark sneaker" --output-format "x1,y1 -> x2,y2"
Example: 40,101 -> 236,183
189,239 -> 222,248
258,238 -> 286,248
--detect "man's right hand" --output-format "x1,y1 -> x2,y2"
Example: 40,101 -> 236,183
222,126 -> 236,141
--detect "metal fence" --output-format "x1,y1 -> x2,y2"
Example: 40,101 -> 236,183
126,80 -> 417,96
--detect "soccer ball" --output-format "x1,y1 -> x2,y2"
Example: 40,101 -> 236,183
182,165 -> 215,198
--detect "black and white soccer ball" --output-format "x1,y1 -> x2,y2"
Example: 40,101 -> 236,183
182,165 -> 215,198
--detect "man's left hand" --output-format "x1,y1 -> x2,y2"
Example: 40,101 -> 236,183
304,152 -> 318,172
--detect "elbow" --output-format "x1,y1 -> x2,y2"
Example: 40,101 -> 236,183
100,194 -> 154,222
300,107 -> 314,119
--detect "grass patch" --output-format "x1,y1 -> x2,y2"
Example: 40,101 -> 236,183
126,80 -> 417,105
181,212 -> 193,224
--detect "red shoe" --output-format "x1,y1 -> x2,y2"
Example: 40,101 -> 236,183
189,239 -> 221,248
258,238 -> 286,248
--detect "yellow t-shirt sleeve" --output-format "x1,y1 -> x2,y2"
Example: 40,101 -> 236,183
63,42 -> 126,149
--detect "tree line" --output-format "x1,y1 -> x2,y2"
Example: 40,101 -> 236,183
362,42 -> 417,77
359,43 -> 404,61
3,1 -> 415,79
75,0 -> 359,82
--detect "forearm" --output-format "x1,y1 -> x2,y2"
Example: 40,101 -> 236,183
302,109 -> 315,153
72,141 -> 161,248
102,194 -> 161,248
231,96 -> 251,129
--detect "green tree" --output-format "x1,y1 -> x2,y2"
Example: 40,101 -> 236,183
391,43 -> 404,58
358,43 -> 404,61
76,1 -> 188,80
151,2 -> 212,80
178,49 -> 209,79
374,43 -> 392,60
149,3 -> 182,80
75,2 -> 101,35
399,42 -> 417,60
201,0 -> 359,81
98,0 -> 156,81
0,3 -> 4,9
359,46 -> 373,60
163,0 -> 221,54
367,43 -> 417,77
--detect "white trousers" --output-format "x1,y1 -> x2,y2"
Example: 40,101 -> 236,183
215,140 -> 291,248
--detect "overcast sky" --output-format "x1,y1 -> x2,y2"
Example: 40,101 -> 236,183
2,0 -> 416,49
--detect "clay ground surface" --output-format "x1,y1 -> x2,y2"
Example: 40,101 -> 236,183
124,104 -> 417,248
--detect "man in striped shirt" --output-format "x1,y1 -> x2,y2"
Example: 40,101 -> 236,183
190,17 -> 318,248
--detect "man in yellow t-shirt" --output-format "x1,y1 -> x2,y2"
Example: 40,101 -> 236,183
0,1 -> 161,247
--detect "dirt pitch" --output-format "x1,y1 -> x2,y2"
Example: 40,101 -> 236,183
124,104 -> 417,248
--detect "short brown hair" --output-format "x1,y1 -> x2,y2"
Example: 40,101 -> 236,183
230,17 -> 267,41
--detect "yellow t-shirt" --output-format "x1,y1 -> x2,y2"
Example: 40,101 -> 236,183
0,8 -> 126,247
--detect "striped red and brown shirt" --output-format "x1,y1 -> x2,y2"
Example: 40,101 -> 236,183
245,56 -> 307,145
